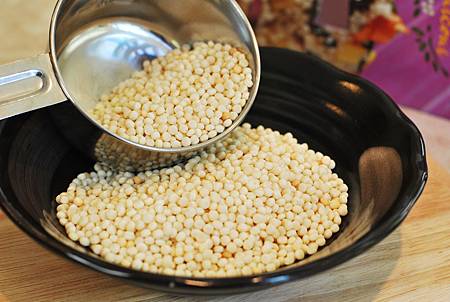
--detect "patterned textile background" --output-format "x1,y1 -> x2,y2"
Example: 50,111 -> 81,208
239,0 -> 449,119
361,1 -> 450,119
0,0 -> 448,118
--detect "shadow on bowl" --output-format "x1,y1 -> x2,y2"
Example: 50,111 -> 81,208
0,47 -> 427,295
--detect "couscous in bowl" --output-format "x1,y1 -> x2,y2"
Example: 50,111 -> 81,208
0,48 -> 427,294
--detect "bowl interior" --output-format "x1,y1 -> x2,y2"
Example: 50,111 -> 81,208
0,48 -> 427,294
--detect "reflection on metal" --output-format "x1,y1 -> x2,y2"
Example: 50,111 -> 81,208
51,0 -> 260,171
95,133 -> 197,171
58,21 -> 175,111
0,70 -> 44,102
0,54 -> 66,120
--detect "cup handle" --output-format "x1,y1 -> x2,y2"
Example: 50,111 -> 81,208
0,53 -> 67,120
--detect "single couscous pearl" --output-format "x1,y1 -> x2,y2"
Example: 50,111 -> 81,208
56,124 -> 348,278
91,41 -> 253,148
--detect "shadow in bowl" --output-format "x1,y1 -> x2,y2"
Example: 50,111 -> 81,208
0,47 -> 426,294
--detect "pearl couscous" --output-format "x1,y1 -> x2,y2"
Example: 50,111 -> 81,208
56,124 -> 348,277
91,41 -> 253,148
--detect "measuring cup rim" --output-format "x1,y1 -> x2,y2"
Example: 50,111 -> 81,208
48,0 -> 261,154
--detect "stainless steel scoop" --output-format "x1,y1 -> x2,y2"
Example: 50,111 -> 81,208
0,0 -> 260,171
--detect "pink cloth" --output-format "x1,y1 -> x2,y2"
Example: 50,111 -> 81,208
362,0 -> 450,119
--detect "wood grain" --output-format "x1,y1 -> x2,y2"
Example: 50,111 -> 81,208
0,159 -> 449,302
402,108 -> 450,172
0,0 -> 54,64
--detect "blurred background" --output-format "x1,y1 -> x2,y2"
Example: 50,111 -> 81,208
0,0 -> 448,118
237,0 -> 449,119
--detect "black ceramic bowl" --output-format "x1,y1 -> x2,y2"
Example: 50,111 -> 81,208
0,48 -> 427,295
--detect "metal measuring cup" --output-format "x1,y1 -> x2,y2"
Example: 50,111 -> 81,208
0,0 -> 260,171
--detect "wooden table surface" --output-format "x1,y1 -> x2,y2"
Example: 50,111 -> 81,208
1,1 -> 450,301
0,158 -> 448,302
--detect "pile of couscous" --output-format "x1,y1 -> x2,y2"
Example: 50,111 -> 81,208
56,124 -> 348,277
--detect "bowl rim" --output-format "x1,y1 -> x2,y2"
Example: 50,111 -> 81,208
0,47 -> 428,294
